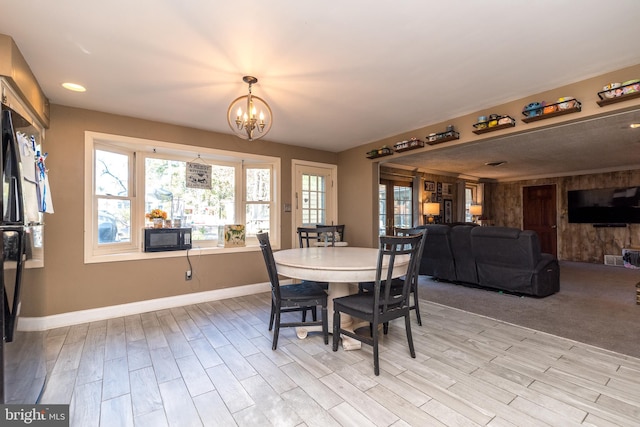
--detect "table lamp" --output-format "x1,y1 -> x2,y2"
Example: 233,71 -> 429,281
470,204 -> 483,223
424,202 -> 441,223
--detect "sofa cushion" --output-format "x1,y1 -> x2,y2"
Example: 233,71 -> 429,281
470,226 -> 558,296
415,224 -> 456,281
449,225 -> 478,284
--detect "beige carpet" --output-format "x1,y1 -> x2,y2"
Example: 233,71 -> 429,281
420,261 -> 640,358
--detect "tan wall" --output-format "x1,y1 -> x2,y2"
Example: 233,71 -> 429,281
21,105 -> 337,317
337,63 -> 640,263
21,63 -> 640,318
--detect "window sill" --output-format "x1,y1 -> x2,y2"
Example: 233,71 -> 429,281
85,243 -> 264,264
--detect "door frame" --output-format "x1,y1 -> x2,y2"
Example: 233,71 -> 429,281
291,159 -> 338,243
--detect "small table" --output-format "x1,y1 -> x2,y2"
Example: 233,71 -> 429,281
273,246 -> 409,350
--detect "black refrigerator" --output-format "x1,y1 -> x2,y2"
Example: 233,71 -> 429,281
0,97 -> 47,404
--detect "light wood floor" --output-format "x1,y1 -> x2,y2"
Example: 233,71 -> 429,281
39,292 -> 640,427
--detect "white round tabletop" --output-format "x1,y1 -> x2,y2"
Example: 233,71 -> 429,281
273,246 -> 408,283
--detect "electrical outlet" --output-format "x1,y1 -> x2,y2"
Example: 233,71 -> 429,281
185,270 -> 192,281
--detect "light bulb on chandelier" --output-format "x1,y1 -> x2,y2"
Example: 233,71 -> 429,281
227,76 -> 273,141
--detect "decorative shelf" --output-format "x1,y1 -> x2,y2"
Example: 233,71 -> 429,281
597,81 -> 640,106
366,147 -> 393,159
472,116 -> 515,135
426,130 -> 460,146
394,138 -> 424,153
522,99 -> 582,123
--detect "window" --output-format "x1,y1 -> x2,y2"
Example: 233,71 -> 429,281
465,182 -> 483,222
300,173 -> 326,225
85,132 -> 280,263
379,180 -> 412,235
94,147 -> 134,251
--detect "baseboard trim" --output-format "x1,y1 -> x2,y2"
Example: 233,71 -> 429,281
17,282 -> 272,332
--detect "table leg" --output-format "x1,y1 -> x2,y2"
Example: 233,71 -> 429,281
295,282 -> 361,350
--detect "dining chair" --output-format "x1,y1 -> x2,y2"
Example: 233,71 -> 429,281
296,225 -> 337,321
316,224 -> 345,244
358,227 -> 426,326
257,232 -> 328,350
297,225 -> 338,247
332,233 -> 424,375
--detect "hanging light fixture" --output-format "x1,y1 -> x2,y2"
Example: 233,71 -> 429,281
227,76 -> 273,141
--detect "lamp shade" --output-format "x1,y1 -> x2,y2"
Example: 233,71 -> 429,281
424,202 -> 441,216
469,204 -> 483,216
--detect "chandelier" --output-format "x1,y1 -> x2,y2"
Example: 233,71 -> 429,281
227,76 -> 273,141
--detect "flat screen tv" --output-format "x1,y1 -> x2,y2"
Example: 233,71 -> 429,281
568,186 -> 640,224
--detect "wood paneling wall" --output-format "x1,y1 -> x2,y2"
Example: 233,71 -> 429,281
486,170 -> 640,263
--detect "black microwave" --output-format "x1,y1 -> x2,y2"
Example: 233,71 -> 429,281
144,227 -> 192,252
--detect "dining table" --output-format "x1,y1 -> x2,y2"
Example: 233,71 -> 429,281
273,246 -> 410,350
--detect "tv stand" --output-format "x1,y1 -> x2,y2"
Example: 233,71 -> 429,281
593,223 -> 627,228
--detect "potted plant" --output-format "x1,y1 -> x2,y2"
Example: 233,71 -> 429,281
146,209 -> 167,228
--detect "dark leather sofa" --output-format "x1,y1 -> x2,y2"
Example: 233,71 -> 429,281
416,224 -> 559,297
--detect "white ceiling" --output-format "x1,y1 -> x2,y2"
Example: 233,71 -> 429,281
2,1 -> 640,180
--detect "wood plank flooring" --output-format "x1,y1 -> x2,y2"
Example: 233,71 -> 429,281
39,292 -> 640,426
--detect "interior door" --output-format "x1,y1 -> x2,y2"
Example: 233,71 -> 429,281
379,180 -> 412,235
523,184 -> 557,257
293,161 -> 337,241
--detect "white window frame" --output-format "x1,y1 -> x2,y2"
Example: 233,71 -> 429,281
84,131 -> 280,264
465,182 -> 484,222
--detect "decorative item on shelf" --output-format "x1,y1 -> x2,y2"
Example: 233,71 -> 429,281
425,125 -> 460,145
366,145 -> 393,159
218,224 -> 246,247
523,102 -> 544,117
597,79 -> 640,106
622,79 -> 640,95
146,209 -> 168,228
473,115 -> 515,134
227,76 -> 272,141
543,103 -> 557,114
475,116 -> 488,130
556,97 -> 577,110
393,137 -> 424,152
522,98 -> 582,123
602,82 -> 622,99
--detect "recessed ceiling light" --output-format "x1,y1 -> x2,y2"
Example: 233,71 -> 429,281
62,82 -> 86,92
630,123 -> 640,129
485,161 -> 507,167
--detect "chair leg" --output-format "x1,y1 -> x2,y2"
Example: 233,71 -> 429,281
413,284 -> 422,326
272,310 -> 281,350
404,314 -> 416,358
321,305 -> 328,345
332,310 -> 340,351
301,307 -> 317,323
372,320 -> 380,376
268,300 -> 276,331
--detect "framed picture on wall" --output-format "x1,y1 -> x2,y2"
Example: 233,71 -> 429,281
442,183 -> 452,196
424,180 -> 435,192
444,199 -> 452,224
